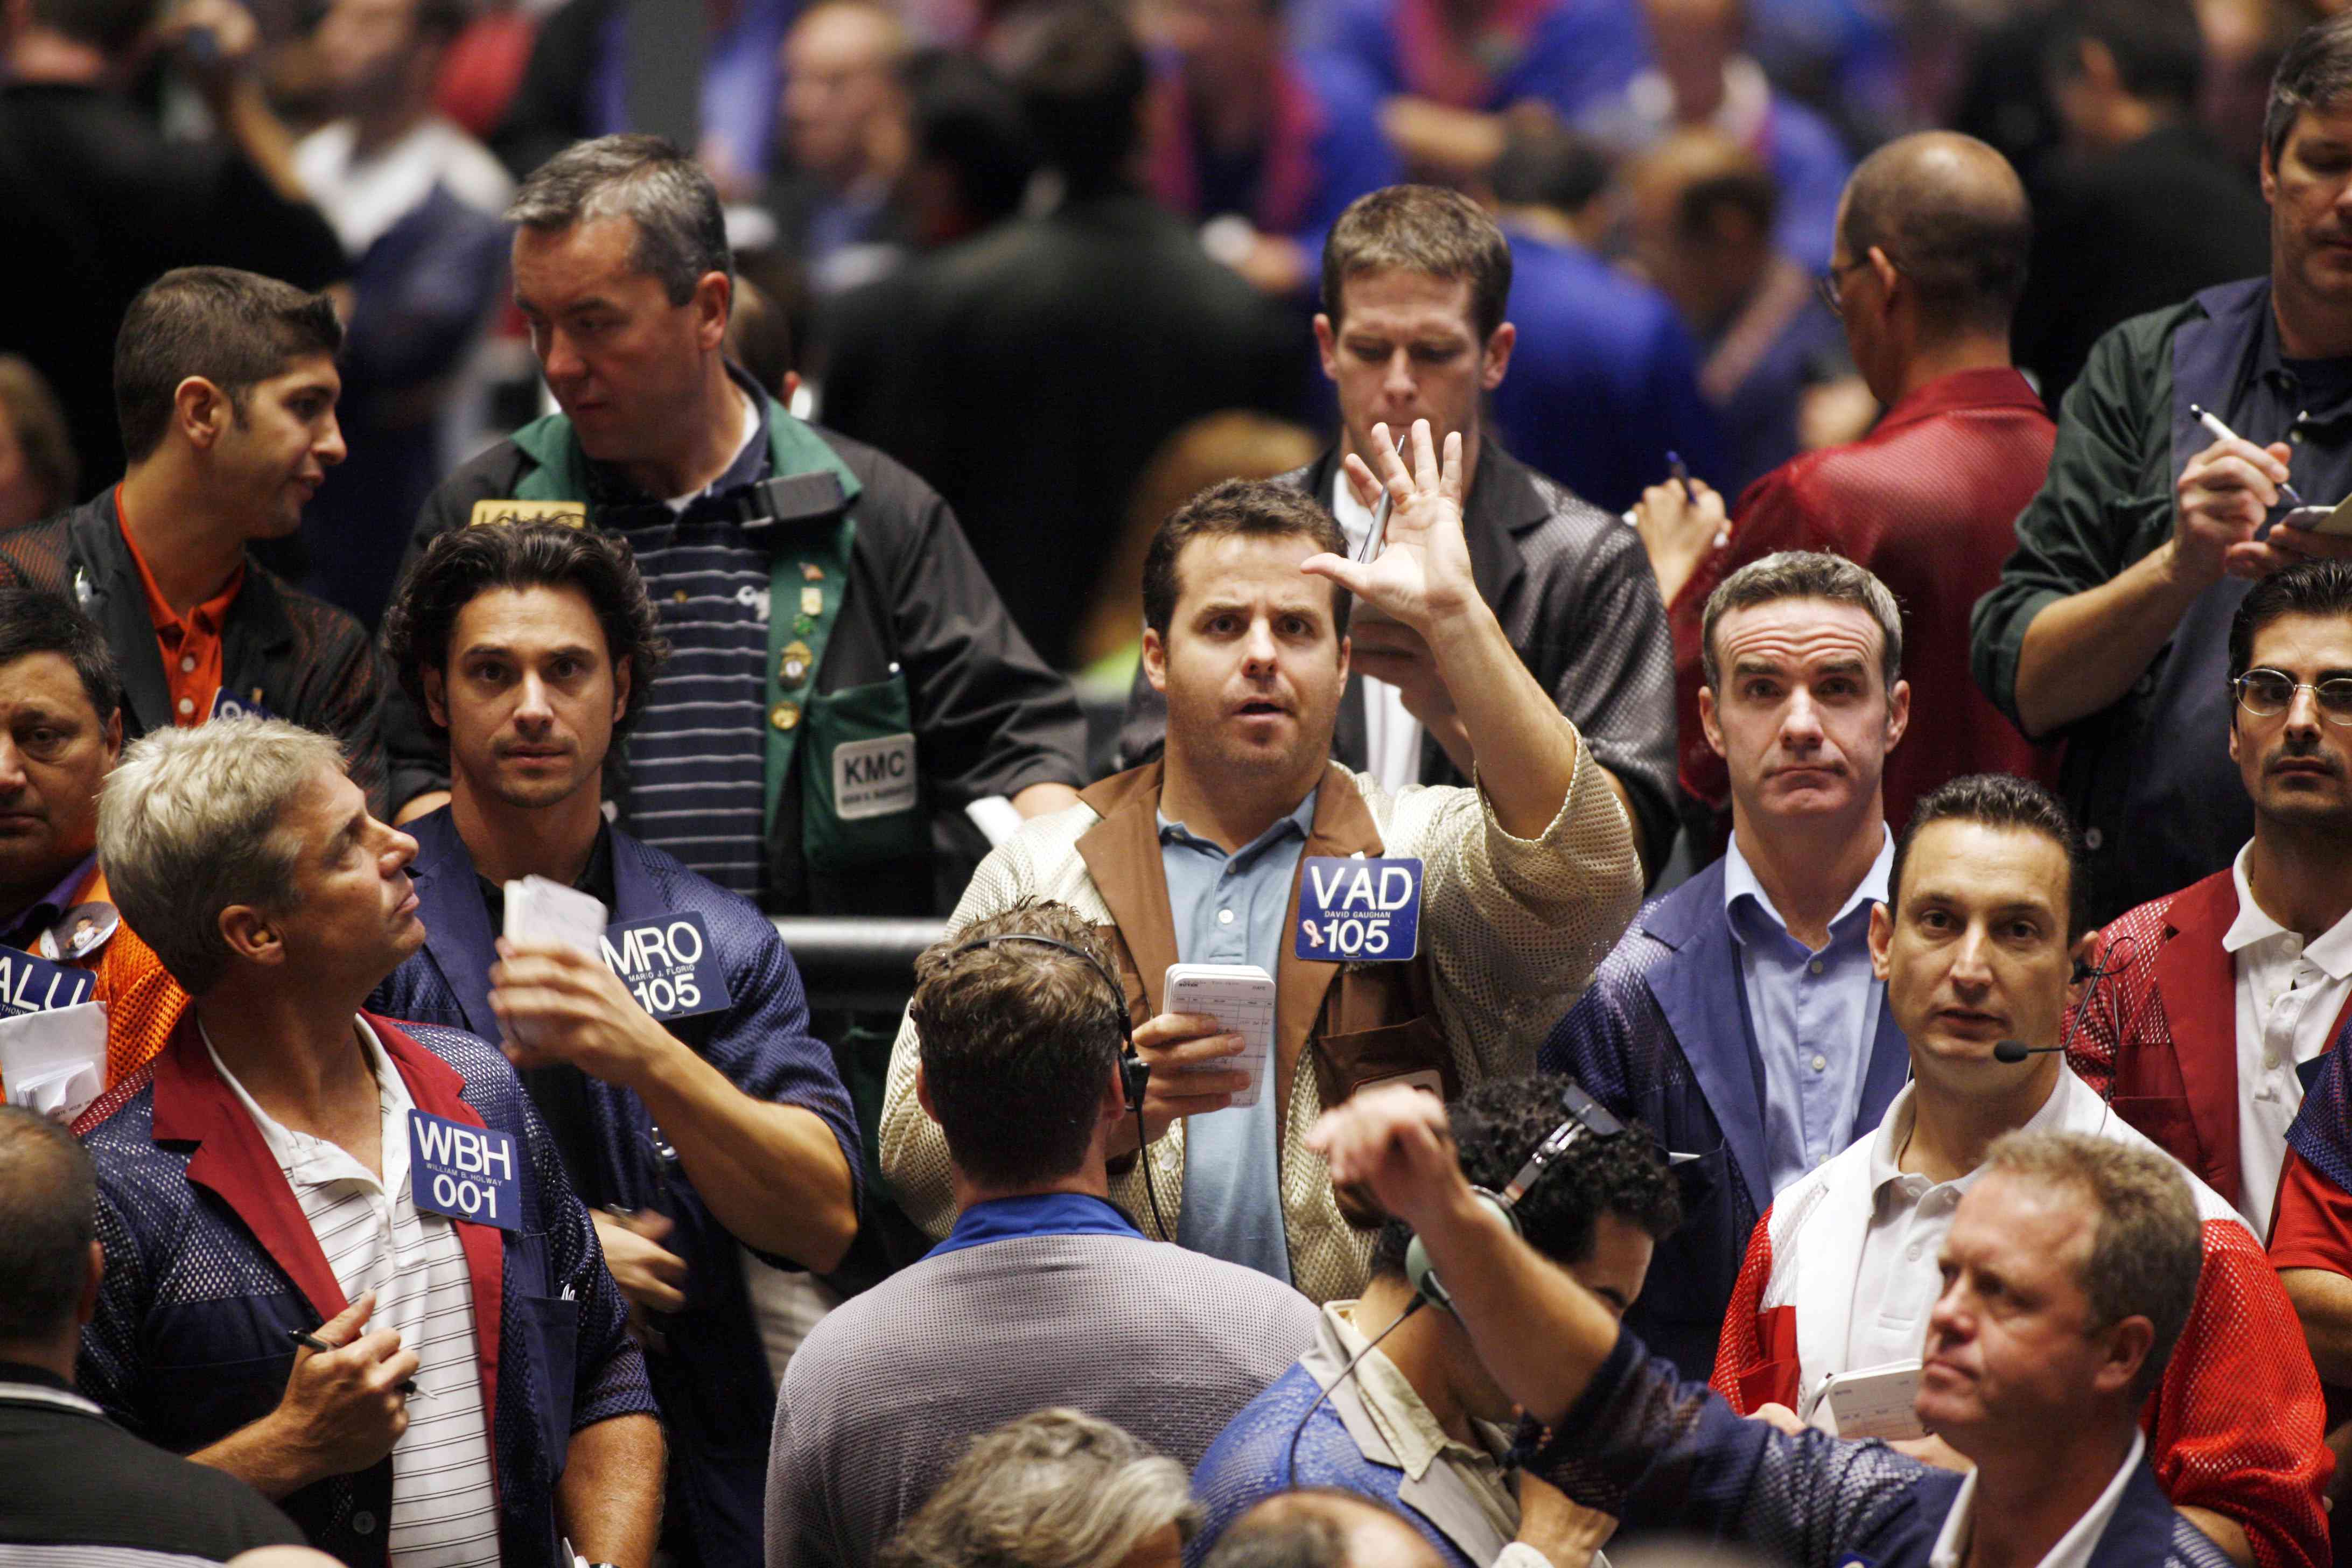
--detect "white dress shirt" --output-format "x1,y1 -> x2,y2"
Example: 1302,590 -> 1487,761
1929,1430 -> 2146,1568
1331,468 -> 1425,796
2223,843 -> 2352,1240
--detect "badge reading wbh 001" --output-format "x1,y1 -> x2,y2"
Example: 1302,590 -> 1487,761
408,1109 -> 521,1229
1294,856 -> 1424,962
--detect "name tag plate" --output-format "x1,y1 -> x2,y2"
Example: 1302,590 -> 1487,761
599,912 -> 731,1020
1294,856 -> 1423,963
208,688 -> 276,723
468,499 -> 588,528
408,1109 -> 521,1229
833,732 -> 918,821
0,945 -> 96,1017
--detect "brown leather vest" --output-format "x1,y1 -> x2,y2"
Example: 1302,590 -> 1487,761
1075,761 -> 1450,1225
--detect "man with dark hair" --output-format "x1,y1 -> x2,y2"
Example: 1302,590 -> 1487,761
1973,11 -> 2352,929
1189,1076 -> 1676,1566
1119,183 -> 1680,884
2057,561 -> 2352,1243
0,1104 -> 308,1563
822,0 -> 1301,671
1140,0 -> 1396,299
1547,551 -> 1914,1384
290,0 -> 514,627
1313,1081 -> 2245,1567
884,439 -> 1642,1304
1481,123 -> 1723,516
372,521 -> 860,1568
0,267 -> 391,814
0,0 -> 345,488
1639,131 -> 2052,844
2014,0 -> 2270,410
1623,129 -> 1859,497
79,717 -> 664,1565
0,587 -> 189,1087
1205,1492 -> 1449,1568
765,901 -> 1319,1568
1711,774 -> 2328,1568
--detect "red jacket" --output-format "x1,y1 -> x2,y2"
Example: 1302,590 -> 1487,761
1671,367 -> 2056,832
2068,870 -> 2352,1216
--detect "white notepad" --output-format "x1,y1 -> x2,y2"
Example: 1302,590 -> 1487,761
1164,963 -> 1276,1109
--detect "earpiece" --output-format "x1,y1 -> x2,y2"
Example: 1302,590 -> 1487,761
1404,1187 -> 1520,1312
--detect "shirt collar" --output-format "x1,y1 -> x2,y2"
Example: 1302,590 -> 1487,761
1866,1069 -> 2073,1205
928,1192 -> 1144,1259
1723,825 -> 1893,946
1929,1430 -> 2146,1568
1870,368 -> 2045,437
114,484 -> 245,645
1159,787 -> 1319,863
1314,1301 -> 1511,1482
0,851 -> 96,948
201,1015 -> 411,1188
2223,841 -> 2352,978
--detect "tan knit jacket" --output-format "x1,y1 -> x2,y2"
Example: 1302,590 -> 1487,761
878,741 -> 1641,1303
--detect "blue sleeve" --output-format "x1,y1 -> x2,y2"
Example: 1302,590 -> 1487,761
516,1082 -> 657,1430
1529,1334 -> 1945,1567
1299,53 -> 1403,234
79,1178 -> 152,1437
1541,925 -> 1655,1111
1509,0 -> 1651,118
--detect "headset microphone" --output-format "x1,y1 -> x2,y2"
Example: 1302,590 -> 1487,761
1992,1039 -> 2062,1063
1983,941 -> 2136,1088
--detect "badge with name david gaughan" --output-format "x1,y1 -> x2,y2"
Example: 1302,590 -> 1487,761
1294,856 -> 1423,962
408,1110 -> 521,1229
599,911 -> 731,1021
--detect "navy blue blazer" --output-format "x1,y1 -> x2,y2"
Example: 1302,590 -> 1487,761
1542,857 -> 1911,1383
369,808 -> 862,1568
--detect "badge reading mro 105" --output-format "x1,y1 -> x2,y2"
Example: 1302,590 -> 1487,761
1294,856 -> 1424,962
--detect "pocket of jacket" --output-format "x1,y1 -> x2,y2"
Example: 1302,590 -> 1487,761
1311,1014 -> 1454,1228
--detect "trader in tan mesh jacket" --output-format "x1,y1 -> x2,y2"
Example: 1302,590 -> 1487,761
879,418 -> 1643,1303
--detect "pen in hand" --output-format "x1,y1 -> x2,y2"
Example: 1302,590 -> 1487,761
2189,403 -> 2306,511
286,1327 -> 428,1399
1667,450 -> 1695,503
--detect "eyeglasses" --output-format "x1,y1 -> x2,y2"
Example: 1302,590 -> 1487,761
1816,256 -> 1886,316
2233,669 -> 2352,724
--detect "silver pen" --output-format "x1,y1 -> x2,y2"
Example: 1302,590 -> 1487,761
2189,404 -> 2306,537
1355,428 -> 1410,564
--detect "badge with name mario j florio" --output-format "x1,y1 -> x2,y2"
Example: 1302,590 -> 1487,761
468,499 -> 589,528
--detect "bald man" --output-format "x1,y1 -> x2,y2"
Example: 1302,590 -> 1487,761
1201,1492 -> 1451,1568
1972,14 -> 2352,926
1635,131 -> 2054,839
773,0 -> 911,290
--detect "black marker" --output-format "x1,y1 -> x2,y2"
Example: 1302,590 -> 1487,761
287,1328 -> 428,1398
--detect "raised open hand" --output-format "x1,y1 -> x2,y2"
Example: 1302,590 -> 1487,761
1308,419 -> 1476,635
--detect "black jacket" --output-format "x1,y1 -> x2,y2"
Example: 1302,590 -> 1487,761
0,492 -> 390,810
1118,441 -> 1681,876
820,191 -> 1308,670
389,420 -> 1088,916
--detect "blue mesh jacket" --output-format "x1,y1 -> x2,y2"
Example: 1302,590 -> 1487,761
74,1013 -> 657,1568
368,807 -> 863,1565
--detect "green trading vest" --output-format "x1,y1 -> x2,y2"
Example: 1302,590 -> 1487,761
500,407 -> 866,841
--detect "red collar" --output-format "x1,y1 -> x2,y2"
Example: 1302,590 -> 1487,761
1867,367 -> 2046,441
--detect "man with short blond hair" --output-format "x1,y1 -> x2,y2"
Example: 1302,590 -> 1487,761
76,717 -> 663,1566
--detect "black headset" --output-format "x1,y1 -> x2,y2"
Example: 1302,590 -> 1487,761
1284,1078 -> 1625,1483
948,933 -> 1165,1237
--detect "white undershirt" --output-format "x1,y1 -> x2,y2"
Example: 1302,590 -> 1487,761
2223,842 -> 2352,1241
1330,467 -> 1424,794
204,1021 -> 501,1566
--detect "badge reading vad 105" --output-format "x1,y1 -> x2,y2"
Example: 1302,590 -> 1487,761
1294,856 -> 1424,963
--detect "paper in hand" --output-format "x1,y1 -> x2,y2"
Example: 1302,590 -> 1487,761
503,876 -> 608,957
0,1000 -> 107,1124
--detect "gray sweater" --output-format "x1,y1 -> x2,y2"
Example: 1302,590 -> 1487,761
764,1229 -> 1322,1567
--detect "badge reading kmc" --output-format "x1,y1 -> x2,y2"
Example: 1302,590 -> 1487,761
1294,856 -> 1424,963
408,1110 -> 521,1230
833,732 -> 918,821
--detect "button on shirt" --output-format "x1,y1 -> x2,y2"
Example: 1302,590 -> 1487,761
1160,789 -> 1317,1282
1330,471 -> 1424,796
2223,842 -> 2352,1241
117,486 -> 244,726
204,1021 -> 501,1566
1846,1074 -> 2073,1376
1929,1430 -> 2146,1568
1724,828 -> 1893,1195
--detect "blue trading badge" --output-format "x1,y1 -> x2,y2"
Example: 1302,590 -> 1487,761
599,911 -> 731,1021
0,944 -> 96,1017
208,687 -> 276,723
1294,856 -> 1424,963
408,1110 -> 522,1230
